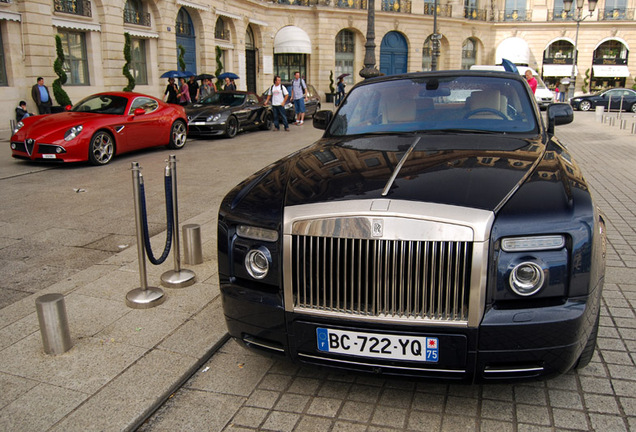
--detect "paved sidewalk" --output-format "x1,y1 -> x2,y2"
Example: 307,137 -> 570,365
1,109 -> 635,431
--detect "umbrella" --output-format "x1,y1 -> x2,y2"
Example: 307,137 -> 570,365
218,72 -> 240,80
337,73 -> 350,80
160,70 -> 184,79
182,70 -> 196,77
196,73 -> 215,81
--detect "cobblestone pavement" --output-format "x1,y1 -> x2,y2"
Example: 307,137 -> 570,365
140,112 -> 636,432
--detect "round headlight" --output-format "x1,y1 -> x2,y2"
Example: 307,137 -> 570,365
245,247 -> 271,280
509,262 -> 545,296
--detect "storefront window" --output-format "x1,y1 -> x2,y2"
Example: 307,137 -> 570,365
274,54 -> 306,82
335,30 -> 354,85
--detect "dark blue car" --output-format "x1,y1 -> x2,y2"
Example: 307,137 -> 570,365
570,87 -> 636,112
218,70 -> 606,383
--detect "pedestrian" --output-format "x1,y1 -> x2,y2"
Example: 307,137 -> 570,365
224,77 -> 236,91
15,100 -> 34,122
558,80 -> 566,102
291,71 -> 308,125
163,77 -> 178,104
199,78 -> 213,101
187,75 -> 199,103
177,77 -> 191,105
524,70 -> 537,94
264,75 -> 289,132
336,76 -> 346,106
31,77 -> 52,114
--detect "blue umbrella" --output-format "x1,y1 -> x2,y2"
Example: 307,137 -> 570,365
218,72 -> 240,80
182,70 -> 197,77
160,70 -> 184,79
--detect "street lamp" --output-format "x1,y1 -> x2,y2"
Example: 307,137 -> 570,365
359,0 -> 381,79
563,0 -> 598,99
431,0 -> 440,71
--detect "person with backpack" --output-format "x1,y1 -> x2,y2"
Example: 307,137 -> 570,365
264,75 -> 289,132
291,71 -> 307,125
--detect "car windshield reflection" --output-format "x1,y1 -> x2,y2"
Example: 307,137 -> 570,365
201,93 -> 246,107
71,95 -> 129,115
329,76 -> 538,136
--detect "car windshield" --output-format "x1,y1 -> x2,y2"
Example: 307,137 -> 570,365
71,95 -> 129,115
201,93 -> 246,107
328,75 -> 538,136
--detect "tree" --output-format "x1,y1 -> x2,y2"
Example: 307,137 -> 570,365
582,68 -> 590,94
52,35 -> 72,106
178,44 -> 186,72
215,46 -> 224,90
123,33 -> 135,92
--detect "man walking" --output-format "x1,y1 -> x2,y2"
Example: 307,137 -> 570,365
264,75 -> 289,132
31,77 -> 52,114
291,71 -> 307,125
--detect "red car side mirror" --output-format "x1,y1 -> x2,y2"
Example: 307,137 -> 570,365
133,108 -> 146,116
65,105 -> 72,111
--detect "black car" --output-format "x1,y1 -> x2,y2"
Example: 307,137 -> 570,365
185,91 -> 272,138
219,70 -> 606,383
570,87 -> 636,112
263,82 -> 321,122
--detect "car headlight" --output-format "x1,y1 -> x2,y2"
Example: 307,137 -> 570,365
237,225 -> 279,242
13,121 -> 24,133
245,246 -> 271,279
509,262 -> 545,296
206,113 -> 221,122
64,125 -> 83,141
572,98 -> 582,102
501,235 -> 564,252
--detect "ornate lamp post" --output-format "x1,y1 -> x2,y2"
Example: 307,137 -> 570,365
431,0 -> 441,71
359,0 -> 381,79
563,0 -> 598,99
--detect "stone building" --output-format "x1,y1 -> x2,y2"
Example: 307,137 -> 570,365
1,0 -> 634,136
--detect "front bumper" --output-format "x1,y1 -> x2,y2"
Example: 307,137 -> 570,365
221,279 -> 600,383
186,122 -> 226,136
10,141 -> 69,162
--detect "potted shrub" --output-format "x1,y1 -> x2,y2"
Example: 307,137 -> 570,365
325,70 -> 335,103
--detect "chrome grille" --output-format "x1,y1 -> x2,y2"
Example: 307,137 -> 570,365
291,235 -> 472,322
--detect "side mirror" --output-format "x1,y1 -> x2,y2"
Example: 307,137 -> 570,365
313,110 -> 333,130
133,108 -> 146,116
547,103 -> 573,135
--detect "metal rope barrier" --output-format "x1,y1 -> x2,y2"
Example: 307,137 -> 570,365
139,170 -> 173,265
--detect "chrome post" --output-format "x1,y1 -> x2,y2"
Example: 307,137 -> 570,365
36,293 -> 73,355
126,162 -> 165,309
618,96 -> 623,119
161,155 -> 196,288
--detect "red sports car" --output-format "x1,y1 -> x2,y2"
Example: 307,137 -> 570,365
10,92 -> 188,165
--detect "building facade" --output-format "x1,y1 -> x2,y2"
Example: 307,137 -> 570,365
1,0 -> 634,135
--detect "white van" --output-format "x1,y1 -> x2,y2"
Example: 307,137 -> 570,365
470,65 -> 555,109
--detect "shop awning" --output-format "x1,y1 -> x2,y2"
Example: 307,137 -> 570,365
274,26 -> 311,54
543,64 -> 577,77
495,37 -> 530,66
52,17 -> 101,32
0,11 -> 21,22
592,65 -> 630,78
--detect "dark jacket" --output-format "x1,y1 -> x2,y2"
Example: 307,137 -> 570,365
31,84 -> 52,106
16,106 -> 30,122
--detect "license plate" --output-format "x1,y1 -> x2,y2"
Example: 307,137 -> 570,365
316,328 -> 438,363
42,154 -> 56,159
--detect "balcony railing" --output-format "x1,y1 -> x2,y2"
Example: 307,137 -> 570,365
276,0 -> 320,5
175,22 -> 193,36
381,0 -> 411,13
464,6 -> 487,20
495,9 -> 532,21
124,8 -> 151,27
0,0 -> 11,4
423,3 -> 452,17
215,28 -> 231,41
336,0 -> 367,9
597,8 -> 634,20
54,0 -> 92,17
548,8 -> 574,20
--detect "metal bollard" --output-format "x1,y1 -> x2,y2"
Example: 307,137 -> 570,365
161,155 -> 196,288
632,123 -> 636,134
609,117 -> 615,126
621,119 -> 627,129
183,224 -> 203,265
36,294 -> 73,355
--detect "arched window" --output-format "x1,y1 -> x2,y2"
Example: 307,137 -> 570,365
176,8 -> 194,36
215,17 -> 229,41
547,40 -> 575,60
124,0 -> 150,26
422,37 -> 432,71
335,30 -> 354,85
461,38 -> 477,69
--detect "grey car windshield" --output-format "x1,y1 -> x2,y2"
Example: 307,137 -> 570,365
328,76 -> 538,136
201,93 -> 246,107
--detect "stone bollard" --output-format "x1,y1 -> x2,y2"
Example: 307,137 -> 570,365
620,119 -> 627,129
595,106 -> 604,122
183,224 -> 203,265
36,294 -> 73,355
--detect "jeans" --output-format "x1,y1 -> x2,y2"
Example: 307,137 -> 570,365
272,105 -> 288,130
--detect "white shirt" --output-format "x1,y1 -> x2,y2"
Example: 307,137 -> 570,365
268,84 -> 288,106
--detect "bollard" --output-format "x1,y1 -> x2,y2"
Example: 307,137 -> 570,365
609,117 -> 615,126
126,162 -> 165,309
183,224 -> 203,265
595,106 -> 604,122
632,123 -> 636,134
161,155 -> 196,288
621,119 -> 627,129
36,294 -> 73,355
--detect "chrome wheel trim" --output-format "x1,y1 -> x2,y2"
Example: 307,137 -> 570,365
172,121 -> 187,148
92,132 -> 114,164
579,101 -> 591,111
227,117 -> 238,137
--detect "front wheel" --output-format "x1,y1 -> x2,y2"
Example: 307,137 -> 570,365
260,112 -> 273,130
225,116 -> 238,138
630,103 -> 636,113
168,120 -> 187,149
88,131 -> 114,165
579,101 -> 592,111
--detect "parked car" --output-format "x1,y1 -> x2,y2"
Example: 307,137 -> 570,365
570,88 -> 636,112
186,91 -> 272,138
218,70 -> 606,383
262,82 -> 321,122
10,92 -> 187,165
